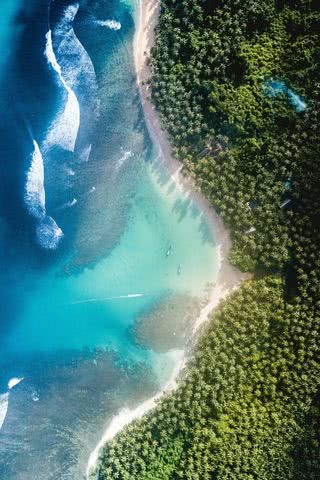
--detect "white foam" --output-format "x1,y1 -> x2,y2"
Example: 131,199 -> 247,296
115,150 -> 133,171
0,378 -> 24,432
64,197 -> 78,208
31,390 -> 40,402
0,393 -> 9,431
65,167 -> 75,176
25,141 -> 64,249
8,377 -> 24,390
95,19 -> 121,30
86,350 -> 185,479
44,3 -> 99,156
71,293 -> 146,304
56,5 -> 98,94
44,30 -> 80,152
24,140 -> 46,220
36,216 -> 64,250
57,197 -> 78,210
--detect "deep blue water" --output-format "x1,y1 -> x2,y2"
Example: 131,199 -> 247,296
0,1 -> 218,478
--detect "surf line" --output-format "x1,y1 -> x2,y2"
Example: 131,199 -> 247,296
70,294 -> 147,305
44,29 -> 80,153
44,2 -> 99,161
24,139 -> 64,249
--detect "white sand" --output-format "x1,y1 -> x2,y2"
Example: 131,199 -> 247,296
86,349 -> 185,479
86,1 -> 249,477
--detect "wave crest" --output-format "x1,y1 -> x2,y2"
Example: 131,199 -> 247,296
44,3 -> 99,159
8,377 -> 24,390
0,378 -> 24,432
36,216 -> 64,250
25,141 -> 64,250
24,140 -> 46,220
44,30 -> 80,153
0,393 -> 9,431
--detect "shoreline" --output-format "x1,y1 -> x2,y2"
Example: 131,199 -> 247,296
134,0 -> 248,332
86,1 -> 248,477
86,349 -> 186,479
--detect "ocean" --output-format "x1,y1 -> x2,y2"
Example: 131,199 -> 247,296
0,1 -> 218,478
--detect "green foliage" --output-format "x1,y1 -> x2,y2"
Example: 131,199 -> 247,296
240,12 -> 288,80
99,279 -> 320,479
150,0 -> 320,276
293,392 -> 320,480
99,0 -> 320,478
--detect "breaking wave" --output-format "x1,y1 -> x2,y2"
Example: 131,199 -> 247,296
0,378 -> 24,432
44,3 -> 99,158
24,140 -> 63,249
52,3 -> 96,88
44,30 -> 80,153
36,216 -> 63,250
24,140 -> 46,220
0,393 -> 9,432
8,378 -> 24,390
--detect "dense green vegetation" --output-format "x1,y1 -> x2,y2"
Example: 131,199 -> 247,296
100,278 -> 319,479
99,0 -> 320,478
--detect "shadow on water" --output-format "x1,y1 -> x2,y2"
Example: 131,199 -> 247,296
148,157 -> 216,246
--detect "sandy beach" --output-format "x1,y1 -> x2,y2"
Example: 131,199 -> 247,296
86,1 -> 248,477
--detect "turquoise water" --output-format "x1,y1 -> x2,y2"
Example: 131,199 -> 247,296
5,159 -> 217,357
265,79 -> 307,112
0,0 -> 218,478
0,0 -> 22,76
